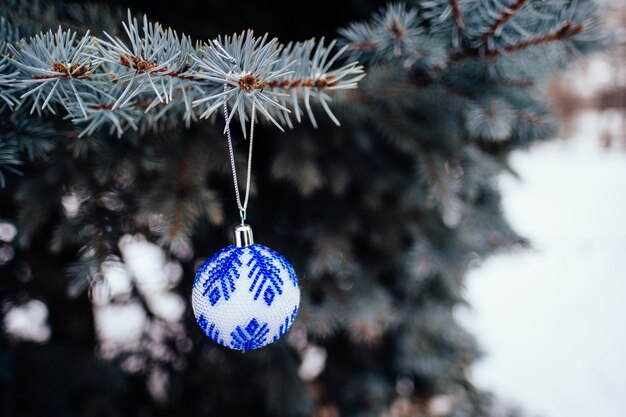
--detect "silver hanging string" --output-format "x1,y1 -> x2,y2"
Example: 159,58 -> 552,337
213,39 -> 256,224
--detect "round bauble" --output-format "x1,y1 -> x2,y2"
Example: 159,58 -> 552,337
192,243 -> 300,352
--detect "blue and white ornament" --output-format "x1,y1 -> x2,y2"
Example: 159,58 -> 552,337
192,224 -> 300,351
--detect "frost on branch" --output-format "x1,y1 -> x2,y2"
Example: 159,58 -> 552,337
2,11 -> 365,138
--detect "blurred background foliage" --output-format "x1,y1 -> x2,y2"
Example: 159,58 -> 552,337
0,0 -> 606,416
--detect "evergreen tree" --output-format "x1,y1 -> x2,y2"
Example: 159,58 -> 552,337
0,0 -> 599,416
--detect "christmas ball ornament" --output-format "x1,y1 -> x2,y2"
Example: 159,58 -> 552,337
192,224 -> 300,351
192,42 -> 301,351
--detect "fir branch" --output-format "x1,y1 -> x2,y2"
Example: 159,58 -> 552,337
480,0 -> 528,40
449,0 -> 465,34
13,33 -> 95,119
450,20 -> 586,61
340,4 -> 426,64
0,56 -> 18,106
484,22 -> 584,56
0,139 -> 21,186
1,11 -> 365,137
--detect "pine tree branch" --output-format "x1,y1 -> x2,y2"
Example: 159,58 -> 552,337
479,0 -> 528,40
0,11 -> 365,138
339,4 -> 425,63
484,22 -> 584,56
450,21 -> 585,60
449,0 -> 465,34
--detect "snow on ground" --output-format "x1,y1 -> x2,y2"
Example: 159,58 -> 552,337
465,111 -> 626,417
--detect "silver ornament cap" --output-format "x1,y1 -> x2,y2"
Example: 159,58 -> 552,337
234,224 -> 254,247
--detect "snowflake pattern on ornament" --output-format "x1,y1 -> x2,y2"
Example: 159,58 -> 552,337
192,243 -> 300,352
197,246 -> 242,305
274,305 -> 299,343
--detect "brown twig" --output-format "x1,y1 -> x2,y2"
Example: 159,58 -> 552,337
449,0 -> 465,34
119,54 -> 157,73
389,20 -> 406,39
32,62 -> 91,80
346,41 -> 382,51
165,143 -> 191,246
450,21 -> 584,61
484,22 -> 584,56
267,76 -> 339,90
87,103 -> 114,110
481,0 -> 527,40
239,74 -> 269,92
